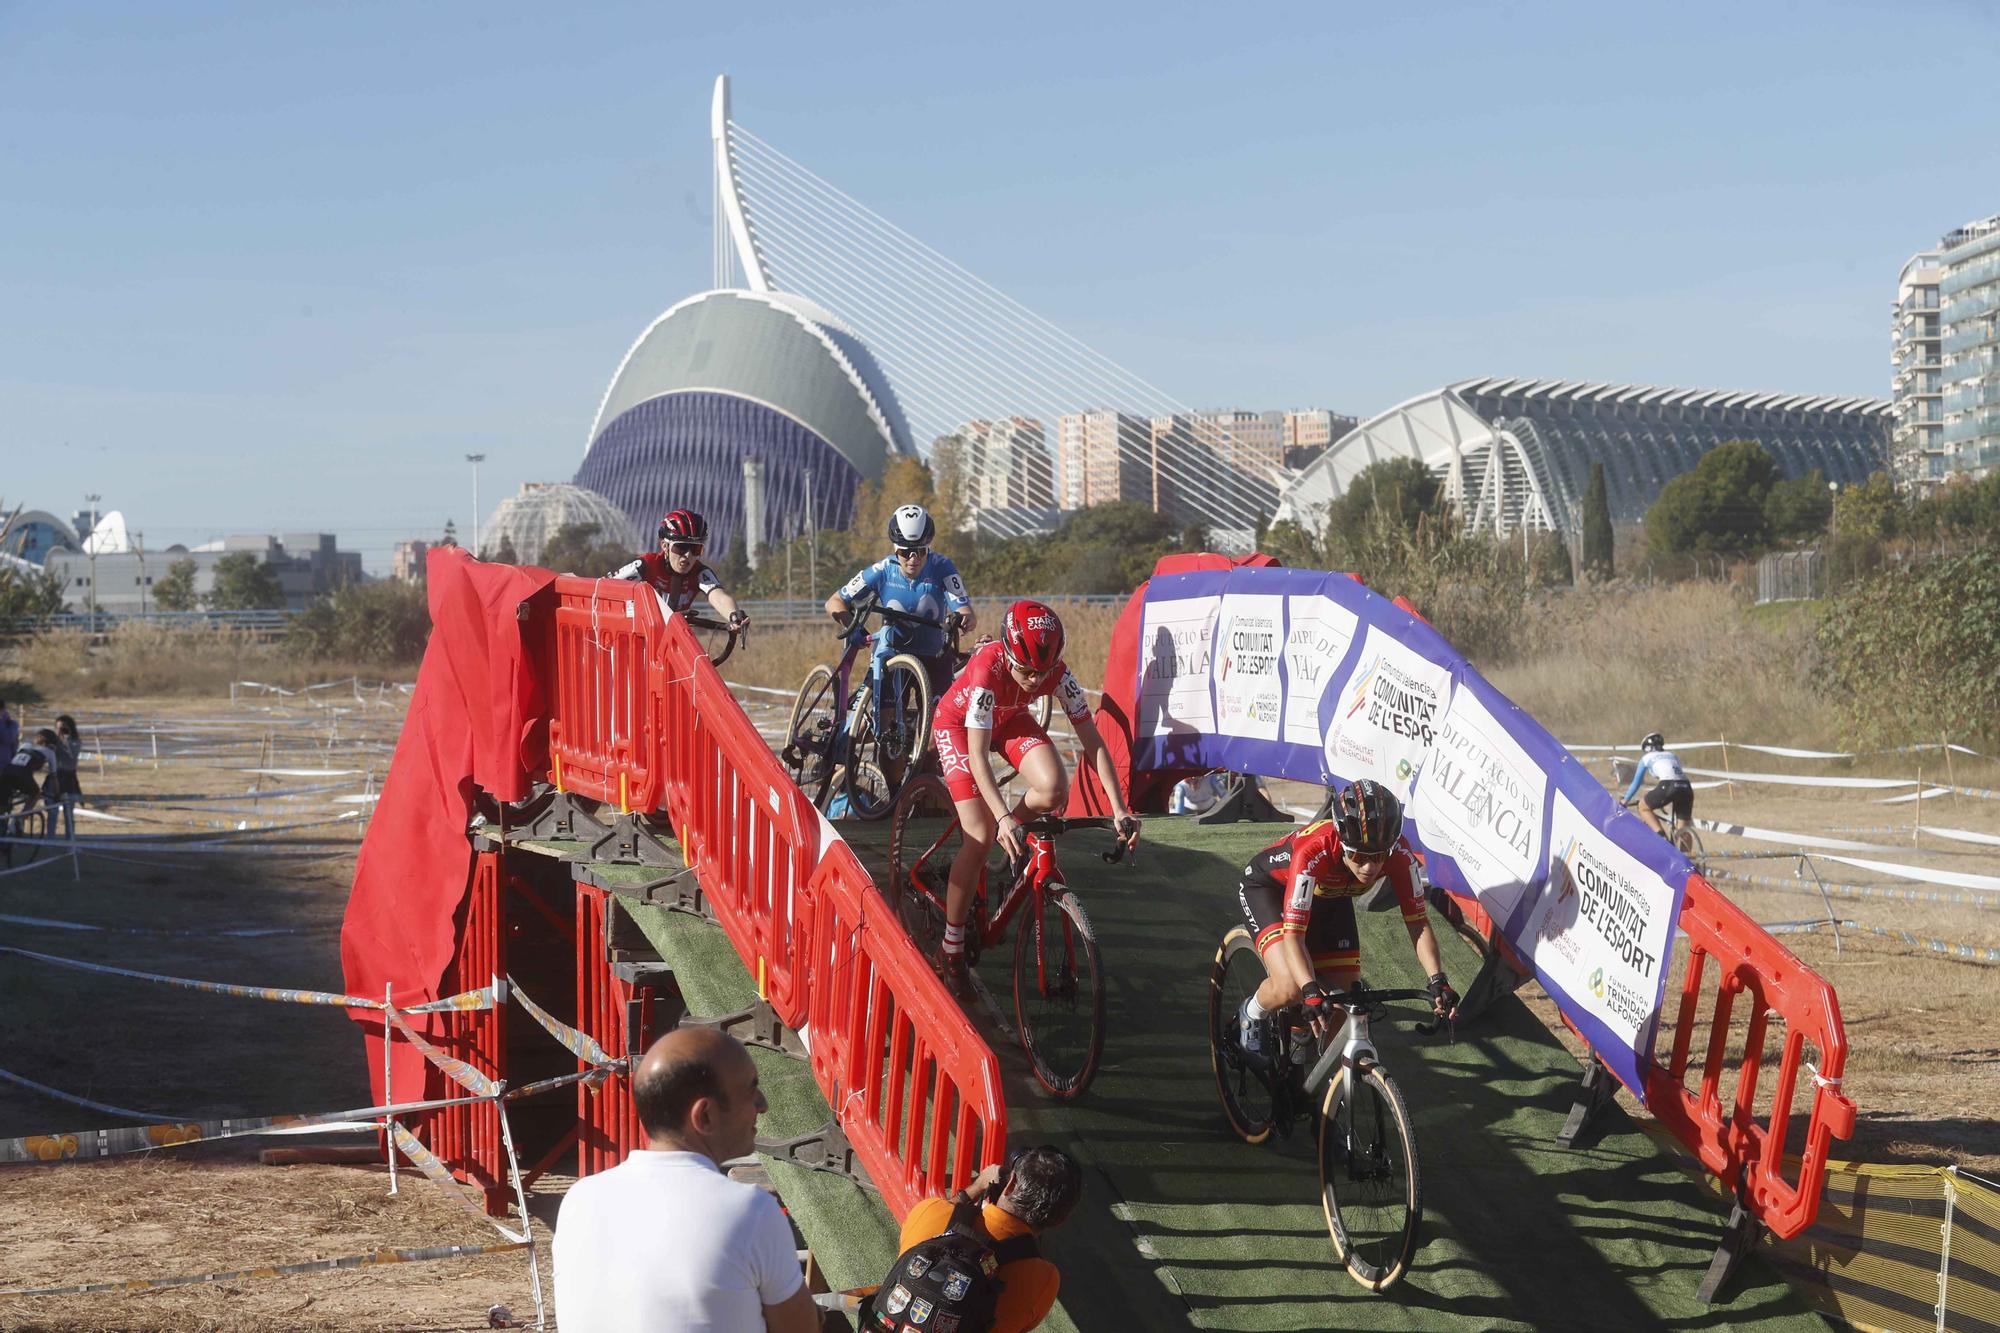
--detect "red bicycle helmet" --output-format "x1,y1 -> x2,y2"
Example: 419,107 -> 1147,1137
1001,599 -> 1065,674
658,509 -> 708,546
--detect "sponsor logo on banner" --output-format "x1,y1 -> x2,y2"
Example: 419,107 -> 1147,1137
1137,596 -> 1219,738
1411,687 -> 1547,921
1325,627 -> 1451,796
1283,596 -> 1359,749
1521,793 -> 1674,1049
1215,594 -> 1283,740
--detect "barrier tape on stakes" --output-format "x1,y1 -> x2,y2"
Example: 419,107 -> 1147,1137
1572,739 -> 1995,760
0,1239 -> 531,1299
1754,919 -> 2000,964
96,783 -> 352,803
0,945 -> 498,1013
0,912 -> 328,938
384,1007 -> 500,1100
0,1067 -> 166,1121
387,1122 -> 529,1243
1694,818 -> 1942,855
1707,865 -> 2000,911
507,975 -> 615,1068
1815,854 -> 2000,893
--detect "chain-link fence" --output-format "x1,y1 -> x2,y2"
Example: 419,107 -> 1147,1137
1757,549 -> 1824,604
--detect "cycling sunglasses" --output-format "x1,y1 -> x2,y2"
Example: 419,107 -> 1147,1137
893,544 -> 929,560
667,541 -> 704,557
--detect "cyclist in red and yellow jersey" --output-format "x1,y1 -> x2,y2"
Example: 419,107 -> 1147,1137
1234,779 -> 1458,1054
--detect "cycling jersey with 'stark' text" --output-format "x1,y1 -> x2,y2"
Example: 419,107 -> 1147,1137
932,640 -> 1091,733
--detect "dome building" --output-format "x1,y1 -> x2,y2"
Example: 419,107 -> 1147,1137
574,288 -> 913,560
481,482 -> 637,567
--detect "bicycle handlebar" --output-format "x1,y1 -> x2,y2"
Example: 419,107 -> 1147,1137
1019,814 -> 1143,864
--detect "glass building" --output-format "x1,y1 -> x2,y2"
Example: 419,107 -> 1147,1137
1275,377 -> 1890,544
480,482 -> 637,568
575,289 -> 913,560
1939,214 -> 2000,480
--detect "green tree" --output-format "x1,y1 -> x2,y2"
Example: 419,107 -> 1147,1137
484,533 -> 519,564
1762,468 -> 1833,544
151,557 -> 199,611
1817,549 -> 2000,744
1832,472 -> 1903,542
1912,469 -> 2000,541
1644,440 -> 1781,555
1580,460 -> 1614,581
440,519 -> 458,548
0,564 -> 66,619
287,580 -> 432,664
538,522 -> 633,576
204,552 -> 284,610
1324,457 -> 1441,536
712,530 -> 751,589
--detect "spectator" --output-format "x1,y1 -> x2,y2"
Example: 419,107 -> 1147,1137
868,1145 -> 1082,1333
52,715 -> 82,838
0,698 -> 17,767
2,729 -> 60,819
552,1026 -> 818,1333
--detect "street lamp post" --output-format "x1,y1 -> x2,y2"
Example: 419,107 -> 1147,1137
466,454 -> 487,556
83,492 -> 101,620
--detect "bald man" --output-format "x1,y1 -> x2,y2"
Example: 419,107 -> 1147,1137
553,1027 -> 819,1333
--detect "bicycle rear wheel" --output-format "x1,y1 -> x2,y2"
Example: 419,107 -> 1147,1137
784,664 -> 840,808
1209,926 -> 1279,1143
844,654 -> 932,823
1319,1062 -> 1422,1291
1013,887 -> 1105,1099
889,774 -> 958,957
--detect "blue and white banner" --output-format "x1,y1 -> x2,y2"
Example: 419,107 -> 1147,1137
1135,565 -> 1685,1102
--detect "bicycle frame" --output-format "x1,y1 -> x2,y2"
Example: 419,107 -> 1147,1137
818,605 -> 952,777
902,811 -> 1057,954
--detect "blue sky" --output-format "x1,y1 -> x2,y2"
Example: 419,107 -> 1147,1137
4,1 -> 1996,570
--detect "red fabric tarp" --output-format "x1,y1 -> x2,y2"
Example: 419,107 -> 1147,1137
340,548 -> 557,1103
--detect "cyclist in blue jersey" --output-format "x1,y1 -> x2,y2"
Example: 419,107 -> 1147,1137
824,504 -> 975,696
1621,732 -> 1693,837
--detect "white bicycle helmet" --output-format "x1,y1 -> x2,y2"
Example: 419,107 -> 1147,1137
888,504 -> 935,548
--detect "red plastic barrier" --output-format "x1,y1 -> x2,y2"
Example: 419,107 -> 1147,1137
418,848 -> 509,1213
546,577 -> 666,814
802,842 -> 1007,1219
574,884 -> 653,1176
1644,873 -> 1856,1240
653,612 -> 817,1029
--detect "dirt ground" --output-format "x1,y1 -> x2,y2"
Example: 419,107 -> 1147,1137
1,692 -> 1995,1330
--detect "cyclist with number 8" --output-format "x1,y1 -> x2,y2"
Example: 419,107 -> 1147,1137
824,504 -> 974,699
928,600 -> 1138,998
1234,780 -> 1458,1058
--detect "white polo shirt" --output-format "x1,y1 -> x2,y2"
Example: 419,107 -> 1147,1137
552,1150 -> 803,1333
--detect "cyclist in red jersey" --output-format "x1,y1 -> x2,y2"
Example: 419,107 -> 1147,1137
928,600 -> 1138,996
1233,780 -> 1458,1055
608,509 -> 747,628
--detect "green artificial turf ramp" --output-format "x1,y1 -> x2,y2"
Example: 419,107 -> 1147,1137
843,814 -> 1824,1331
617,896 -> 902,1301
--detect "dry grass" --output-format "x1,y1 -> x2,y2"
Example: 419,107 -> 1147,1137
1482,582 -> 1839,749
2,624 -> 410,703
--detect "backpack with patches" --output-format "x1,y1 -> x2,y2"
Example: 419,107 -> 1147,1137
859,1199 -> 1038,1333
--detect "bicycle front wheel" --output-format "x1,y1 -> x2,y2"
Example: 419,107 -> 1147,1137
845,654 -> 932,822
784,664 -> 840,808
1319,1062 -> 1422,1291
1209,925 -> 1278,1144
1013,887 -> 1105,1099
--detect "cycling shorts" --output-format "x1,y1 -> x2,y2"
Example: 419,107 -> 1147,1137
1644,780 -> 1694,821
934,712 -> 1052,804
1236,855 -> 1361,984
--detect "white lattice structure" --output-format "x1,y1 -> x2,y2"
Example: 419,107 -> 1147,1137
1276,378 -> 1891,542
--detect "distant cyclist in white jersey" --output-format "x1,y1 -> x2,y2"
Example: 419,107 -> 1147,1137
1621,732 -> 1692,837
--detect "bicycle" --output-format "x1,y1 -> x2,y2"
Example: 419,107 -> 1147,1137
1622,795 -> 1705,870
889,772 -> 1137,1098
681,608 -> 747,668
1208,925 -> 1442,1291
0,802 -> 54,870
783,598 -> 977,822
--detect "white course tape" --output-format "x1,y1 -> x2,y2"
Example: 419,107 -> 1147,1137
1693,819 -> 1923,855
239,767 -> 366,777
1817,854 -> 2000,894
1878,787 -> 1955,805
1684,766 -> 1919,790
